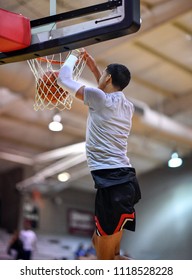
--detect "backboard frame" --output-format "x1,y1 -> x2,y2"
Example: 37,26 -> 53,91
0,0 -> 140,64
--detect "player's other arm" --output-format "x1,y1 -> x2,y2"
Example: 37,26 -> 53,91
84,51 -> 102,84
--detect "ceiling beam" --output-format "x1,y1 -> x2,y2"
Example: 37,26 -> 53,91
0,136 -> 48,152
140,0 -> 192,33
132,76 -> 176,99
172,21 -> 192,35
141,108 -> 192,148
0,151 -> 33,165
33,142 -> 86,163
0,114 -> 85,140
88,0 -> 192,57
17,153 -> 87,189
134,41 -> 192,75
161,91 -> 192,116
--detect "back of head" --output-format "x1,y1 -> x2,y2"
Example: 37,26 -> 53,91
106,63 -> 131,91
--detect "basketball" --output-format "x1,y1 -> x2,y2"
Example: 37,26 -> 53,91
28,51 -> 86,110
37,71 -> 68,104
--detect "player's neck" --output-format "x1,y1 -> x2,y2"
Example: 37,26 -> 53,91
104,84 -> 120,93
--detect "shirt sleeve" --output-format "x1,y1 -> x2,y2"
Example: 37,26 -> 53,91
84,87 -> 106,110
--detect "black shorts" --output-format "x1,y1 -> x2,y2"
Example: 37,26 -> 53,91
91,168 -> 141,236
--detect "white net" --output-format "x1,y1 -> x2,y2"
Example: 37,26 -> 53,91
27,51 -> 86,111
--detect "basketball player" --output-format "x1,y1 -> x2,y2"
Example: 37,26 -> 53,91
57,49 -> 141,260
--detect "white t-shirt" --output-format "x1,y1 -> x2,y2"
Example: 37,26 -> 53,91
84,87 -> 134,171
19,230 -> 37,251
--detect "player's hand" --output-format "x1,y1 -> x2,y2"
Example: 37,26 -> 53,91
71,48 -> 85,57
71,49 -> 80,57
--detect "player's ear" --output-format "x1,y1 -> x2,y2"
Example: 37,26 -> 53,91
106,73 -> 112,83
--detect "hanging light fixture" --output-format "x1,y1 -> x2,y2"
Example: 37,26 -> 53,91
57,172 -> 71,182
48,114 -> 63,132
168,151 -> 183,168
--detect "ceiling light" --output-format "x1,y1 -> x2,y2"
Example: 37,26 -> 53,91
57,172 -> 71,182
48,114 -> 63,132
168,152 -> 183,168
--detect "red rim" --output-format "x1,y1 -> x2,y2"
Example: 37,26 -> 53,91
36,56 -> 64,65
36,52 -> 86,65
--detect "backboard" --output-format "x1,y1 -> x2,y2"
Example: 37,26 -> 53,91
0,0 -> 140,64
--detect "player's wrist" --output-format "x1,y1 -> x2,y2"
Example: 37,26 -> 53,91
71,48 -> 85,57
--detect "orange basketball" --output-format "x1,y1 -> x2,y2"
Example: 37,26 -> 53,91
37,71 -> 68,104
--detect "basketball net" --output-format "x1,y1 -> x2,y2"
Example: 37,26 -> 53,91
27,51 -> 86,111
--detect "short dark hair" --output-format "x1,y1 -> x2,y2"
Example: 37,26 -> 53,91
106,63 -> 131,90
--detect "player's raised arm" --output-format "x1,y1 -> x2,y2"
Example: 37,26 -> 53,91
57,49 -> 85,101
